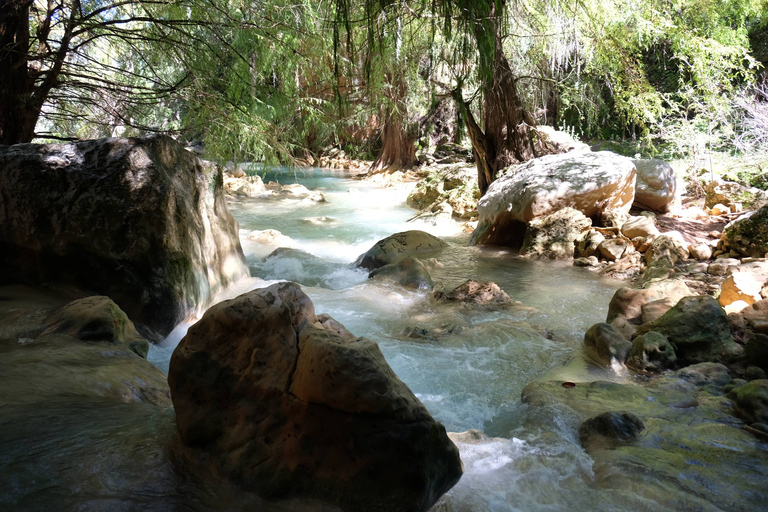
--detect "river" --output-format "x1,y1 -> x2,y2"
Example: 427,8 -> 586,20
149,167 -> 631,511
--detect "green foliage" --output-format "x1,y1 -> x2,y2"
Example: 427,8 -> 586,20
32,0 -> 768,168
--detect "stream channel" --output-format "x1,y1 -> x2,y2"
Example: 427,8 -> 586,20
147,167 -> 638,511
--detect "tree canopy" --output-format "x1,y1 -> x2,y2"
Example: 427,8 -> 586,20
1,0 -> 766,187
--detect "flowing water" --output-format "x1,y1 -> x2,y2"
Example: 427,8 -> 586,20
5,167 -> 766,511
148,167 -> 637,511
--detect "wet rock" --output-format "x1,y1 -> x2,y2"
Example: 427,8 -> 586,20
584,323 -> 633,366
0,136 -> 249,336
369,256 -> 434,291
41,296 -> 149,358
578,411 -> 645,448
168,282 -> 462,512
576,229 -> 605,258
637,296 -> 741,364
621,215 -> 660,239
675,362 -> 732,389
719,273 -> 764,308
432,280 -> 512,306
520,207 -> 591,259
727,379 -> 768,424
722,206 -> 768,258
632,159 -> 676,213
354,230 -> 446,271
626,331 -> 676,372
606,279 -> 691,325
746,334 -> 768,370
724,379 -> 749,394
471,151 -> 636,246
746,365 -> 768,381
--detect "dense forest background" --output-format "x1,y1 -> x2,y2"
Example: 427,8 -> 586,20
2,0 -> 767,189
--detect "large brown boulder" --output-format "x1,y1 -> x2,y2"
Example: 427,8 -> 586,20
0,136 -> 248,335
470,151 -> 636,246
168,282 -> 462,512
607,279 -> 692,325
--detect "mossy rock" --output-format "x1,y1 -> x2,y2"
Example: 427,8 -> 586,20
637,296 -> 741,364
723,205 -> 768,258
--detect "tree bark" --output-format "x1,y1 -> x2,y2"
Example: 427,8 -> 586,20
371,73 -> 416,172
461,0 -> 549,196
0,0 -> 36,144
371,112 -> 417,172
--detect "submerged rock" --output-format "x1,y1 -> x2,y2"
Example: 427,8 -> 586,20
583,323 -> 633,366
521,377 -> 768,510
168,282 -> 462,512
369,256 -> 434,291
578,411 -> 645,448
471,151 -> 636,246
354,230 -> 446,271
0,135 -> 248,335
0,286 -> 171,407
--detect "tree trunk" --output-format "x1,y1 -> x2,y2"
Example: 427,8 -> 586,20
0,0 -> 36,144
461,0 -> 550,196
371,113 -> 416,172
371,73 -> 416,172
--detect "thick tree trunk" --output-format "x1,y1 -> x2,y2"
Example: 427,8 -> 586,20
461,0 -> 551,196
0,0 -> 36,144
371,113 -> 417,172
371,73 -> 417,172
